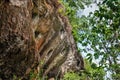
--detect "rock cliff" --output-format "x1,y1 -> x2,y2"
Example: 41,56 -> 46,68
0,0 -> 84,79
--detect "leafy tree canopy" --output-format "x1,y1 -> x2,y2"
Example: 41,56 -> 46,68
61,0 -> 120,79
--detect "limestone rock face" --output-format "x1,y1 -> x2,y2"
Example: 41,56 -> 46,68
0,0 -> 84,79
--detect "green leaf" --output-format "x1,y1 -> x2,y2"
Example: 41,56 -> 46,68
94,53 -> 99,59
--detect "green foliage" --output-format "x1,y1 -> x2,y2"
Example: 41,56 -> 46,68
62,0 -> 120,79
84,59 -> 105,80
29,71 -> 48,80
85,0 -> 120,79
29,64 -> 48,80
60,0 -> 92,25
63,59 -> 105,80
13,75 -> 21,80
63,72 -> 81,80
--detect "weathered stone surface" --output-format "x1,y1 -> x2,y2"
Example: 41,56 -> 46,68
0,0 -> 84,79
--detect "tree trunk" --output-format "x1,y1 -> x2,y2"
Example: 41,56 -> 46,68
0,0 -> 84,79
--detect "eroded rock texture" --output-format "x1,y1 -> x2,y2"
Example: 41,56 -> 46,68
0,0 -> 84,79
